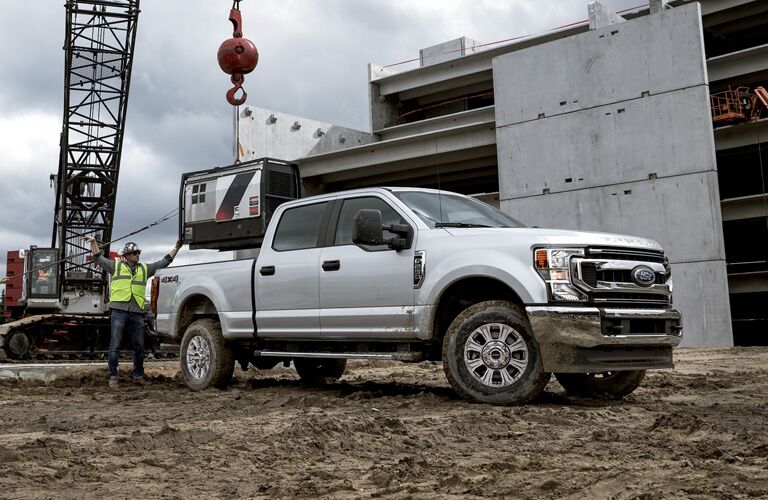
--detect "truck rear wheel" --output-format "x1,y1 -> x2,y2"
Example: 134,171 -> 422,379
180,319 -> 235,391
555,370 -> 646,399
442,300 -> 550,405
294,358 -> 347,385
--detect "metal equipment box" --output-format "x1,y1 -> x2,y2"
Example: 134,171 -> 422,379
180,158 -> 300,250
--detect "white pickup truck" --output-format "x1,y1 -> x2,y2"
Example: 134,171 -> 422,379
152,187 -> 682,404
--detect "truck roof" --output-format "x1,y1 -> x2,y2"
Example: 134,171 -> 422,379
279,186 -> 457,208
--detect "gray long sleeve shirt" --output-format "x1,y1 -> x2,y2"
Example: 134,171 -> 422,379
94,252 -> 173,313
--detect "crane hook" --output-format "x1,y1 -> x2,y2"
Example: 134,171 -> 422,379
218,0 -> 258,106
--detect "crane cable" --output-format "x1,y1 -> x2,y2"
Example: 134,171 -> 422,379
3,207 -> 180,282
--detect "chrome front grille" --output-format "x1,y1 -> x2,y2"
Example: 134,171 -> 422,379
585,247 -> 666,263
579,263 -> 668,287
573,247 -> 672,306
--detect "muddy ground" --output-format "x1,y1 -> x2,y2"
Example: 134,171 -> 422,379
0,348 -> 767,499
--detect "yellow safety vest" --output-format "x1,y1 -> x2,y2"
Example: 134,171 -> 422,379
111,261 -> 148,309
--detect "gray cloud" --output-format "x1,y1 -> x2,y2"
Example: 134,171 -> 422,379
0,0 -> 643,275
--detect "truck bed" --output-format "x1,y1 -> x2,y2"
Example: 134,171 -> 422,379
154,256 -> 257,340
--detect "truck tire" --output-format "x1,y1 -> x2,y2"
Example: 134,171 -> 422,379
180,319 -> 235,391
555,370 -> 645,399
294,358 -> 347,385
442,300 -> 550,405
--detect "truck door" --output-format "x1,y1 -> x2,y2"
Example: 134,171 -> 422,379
255,201 -> 331,338
319,196 -> 417,339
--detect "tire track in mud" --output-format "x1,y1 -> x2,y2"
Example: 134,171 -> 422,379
0,348 -> 767,498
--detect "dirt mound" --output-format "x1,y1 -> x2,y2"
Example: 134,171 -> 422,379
113,423 -> 219,452
649,412 -> 706,433
0,348 -> 767,498
0,445 -> 19,462
15,437 -> 74,461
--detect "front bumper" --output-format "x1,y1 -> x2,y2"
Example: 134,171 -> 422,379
525,306 -> 682,373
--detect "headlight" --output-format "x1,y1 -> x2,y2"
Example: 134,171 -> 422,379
534,247 -> 587,302
664,258 -> 673,293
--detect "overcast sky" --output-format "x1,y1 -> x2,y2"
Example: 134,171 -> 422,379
0,0 -> 641,277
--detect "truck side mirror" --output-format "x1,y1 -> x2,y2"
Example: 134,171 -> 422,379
386,224 -> 413,251
353,209 -> 413,251
352,209 -> 385,245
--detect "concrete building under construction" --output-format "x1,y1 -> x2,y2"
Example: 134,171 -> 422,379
236,0 -> 768,347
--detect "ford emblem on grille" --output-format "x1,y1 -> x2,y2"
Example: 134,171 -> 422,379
631,265 -> 656,287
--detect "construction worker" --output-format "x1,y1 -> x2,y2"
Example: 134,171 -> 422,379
84,236 -> 182,389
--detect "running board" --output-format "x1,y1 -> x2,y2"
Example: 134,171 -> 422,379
253,350 -> 423,362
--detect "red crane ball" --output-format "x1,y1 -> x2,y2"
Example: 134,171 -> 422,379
217,38 -> 259,76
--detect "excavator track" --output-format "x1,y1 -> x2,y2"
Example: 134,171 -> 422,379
0,314 -> 177,362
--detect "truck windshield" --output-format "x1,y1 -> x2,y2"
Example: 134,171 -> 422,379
395,191 -> 525,229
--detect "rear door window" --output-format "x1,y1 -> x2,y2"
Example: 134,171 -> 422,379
272,202 -> 329,251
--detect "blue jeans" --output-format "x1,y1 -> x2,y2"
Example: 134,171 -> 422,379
108,309 -> 145,378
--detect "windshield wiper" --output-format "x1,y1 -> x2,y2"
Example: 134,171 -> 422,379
434,222 -> 492,228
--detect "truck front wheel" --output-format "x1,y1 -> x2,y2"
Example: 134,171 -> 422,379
180,319 -> 235,391
555,370 -> 645,399
442,300 -> 550,405
294,358 -> 347,385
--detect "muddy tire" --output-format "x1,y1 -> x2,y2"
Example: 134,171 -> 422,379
294,358 -> 347,385
180,319 -> 235,391
555,370 -> 646,399
442,300 -> 550,405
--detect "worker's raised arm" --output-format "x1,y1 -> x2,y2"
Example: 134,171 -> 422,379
82,236 -> 115,274
82,235 -> 101,255
146,240 -> 182,277
169,239 -> 182,260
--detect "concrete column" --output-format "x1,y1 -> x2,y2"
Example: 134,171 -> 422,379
368,64 -> 400,132
588,2 -> 626,30
650,0 -> 670,15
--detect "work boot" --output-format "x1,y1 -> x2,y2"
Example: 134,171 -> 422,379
108,376 -> 119,390
133,376 -> 146,387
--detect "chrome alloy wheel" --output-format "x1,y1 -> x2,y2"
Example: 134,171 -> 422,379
186,335 -> 212,379
463,323 -> 529,388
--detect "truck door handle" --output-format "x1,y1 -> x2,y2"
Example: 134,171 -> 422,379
259,266 -> 275,276
322,260 -> 340,272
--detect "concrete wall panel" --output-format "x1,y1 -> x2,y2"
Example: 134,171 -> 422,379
493,2 -> 706,126
420,37 -> 479,67
238,107 -> 373,162
496,86 -> 717,198
502,186 -> 732,347
493,3 -> 730,346
500,172 -> 725,264
669,261 -> 733,347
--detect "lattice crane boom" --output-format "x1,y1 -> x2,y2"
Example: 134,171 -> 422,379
52,0 -> 140,294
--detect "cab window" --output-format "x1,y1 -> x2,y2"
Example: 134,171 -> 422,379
29,249 -> 58,298
272,202 -> 329,251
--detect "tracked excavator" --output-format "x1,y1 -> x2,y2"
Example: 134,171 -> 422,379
0,0 -> 273,361
0,0 -> 151,360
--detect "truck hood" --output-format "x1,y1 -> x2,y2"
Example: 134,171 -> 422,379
438,227 -> 663,252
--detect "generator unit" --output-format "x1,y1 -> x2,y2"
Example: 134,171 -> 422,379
180,158 -> 300,250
